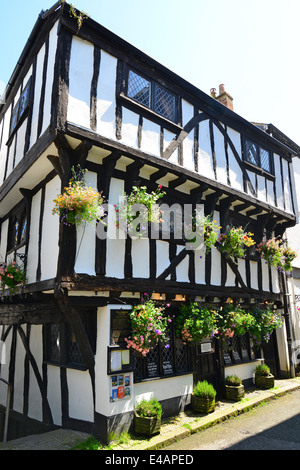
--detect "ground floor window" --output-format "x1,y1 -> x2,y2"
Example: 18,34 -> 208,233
133,323 -> 191,382
44,308 -> 97,369
222,333 -> 258,366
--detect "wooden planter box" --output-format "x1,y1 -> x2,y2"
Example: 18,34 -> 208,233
225,384 -> 245,401
191,395 -> 215,414
255,373 -> 274,389
134,412 -> 161,436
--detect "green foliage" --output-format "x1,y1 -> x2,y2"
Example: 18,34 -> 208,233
0,260 -> 26,293
225,375 -> 242,386
135,398 -> 163,418
192,380 -> 217,399
256,237 -> 297,273
176,303 -> 216,344
254,364 -> 271,376
217,226 -> 255,261
248,307 -> 283,346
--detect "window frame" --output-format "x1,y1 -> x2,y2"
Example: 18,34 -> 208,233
44,310 -> 97,370
126,68 -> 178,124
222,333 -> 259,366
6,202 -> 28,258
8,76 -> 32,141
243,137 -> 274,175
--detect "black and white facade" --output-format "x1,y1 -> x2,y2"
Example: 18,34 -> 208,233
0,2 -> 299,443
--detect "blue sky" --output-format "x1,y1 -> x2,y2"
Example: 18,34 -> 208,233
1,0 -> 300,145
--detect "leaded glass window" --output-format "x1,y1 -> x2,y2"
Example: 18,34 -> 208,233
127,69 -> 177,122
244,138 -> 272,174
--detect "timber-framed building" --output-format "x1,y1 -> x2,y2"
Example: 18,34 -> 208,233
0,2 -> 299,443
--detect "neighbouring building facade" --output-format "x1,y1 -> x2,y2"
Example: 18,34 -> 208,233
0,2 -> 299,443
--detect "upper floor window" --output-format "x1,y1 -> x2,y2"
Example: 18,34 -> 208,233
10,77 -> 32,135
7,204 -> 27,255
244,139 -> 272,174
127,69 -> 177,123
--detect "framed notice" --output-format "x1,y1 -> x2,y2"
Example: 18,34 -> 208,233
107,346 -> 134,375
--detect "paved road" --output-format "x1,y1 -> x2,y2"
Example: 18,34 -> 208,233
166,389 -> 300,450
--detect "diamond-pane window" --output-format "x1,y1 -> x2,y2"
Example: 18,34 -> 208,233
260,147 -> 271,172
154,84 -> 176,121
128,70 -> 150,108
245,140 -> 259,166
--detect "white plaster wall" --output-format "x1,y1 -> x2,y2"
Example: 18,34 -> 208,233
163,129 -> 178,165
30,44 -> 46,147
156,240 -> 171,280
96,51 -> 117,140
47,365 -> 62,426
14,120 -> 27,166
120,108 -> 139,148
13,326 -> 26,414
276,313 -> 290,376
257,175 -> 267,203
40,176 -> 60,280
182,100 -> 194,171
176,245 -> 189,283
28,325 -> 43,421
210,211 -> 221,285
68,36 -> 94,129
134,374 -> 193,406
225,359 -> 262,382
261,259 -> 270,292
0,327 -> 11,407
198,120 -> 214,180
106,178 -> 125,279
282,159 -> 293,213
226,127 -> 243,192
74,171 -> 97,275
0,109 -> 11,185
213,124 -> 227,185
274,154 -> 284,210
0,219 -> 8,261
140,118 -> 160,157
40,21 -> 59,136
250,261 -> 258,290
26,189 -> 42,284
131,238 -> 149,278
67,369 -> 94,422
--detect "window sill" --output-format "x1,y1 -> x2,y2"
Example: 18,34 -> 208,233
118,93 -> 182,134
243,160 -> 275,180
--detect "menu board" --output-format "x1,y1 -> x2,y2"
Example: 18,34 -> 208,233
110,309 -> 131,345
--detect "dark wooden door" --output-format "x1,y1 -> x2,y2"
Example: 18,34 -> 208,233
191,338 -> 221,393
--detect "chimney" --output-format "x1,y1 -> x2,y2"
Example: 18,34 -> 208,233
211,84 -> 234,111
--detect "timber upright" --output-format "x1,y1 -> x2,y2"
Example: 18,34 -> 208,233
0,2 -> 299,444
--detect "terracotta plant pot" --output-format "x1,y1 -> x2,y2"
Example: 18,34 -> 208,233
134,412 -> 161,436
225,384 -> 245,401
255,373 -> 275,389
191,395 -> 215,414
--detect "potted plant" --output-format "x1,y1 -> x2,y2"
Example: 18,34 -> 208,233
224,375 -> 245,401
256,237 -> 296,273
254,364 -> 275,389
0,260 -> 26,294
134,398 -> 162,436
189,211 -> 221,253
52,165 -> 105,226
191,380 -> 216,414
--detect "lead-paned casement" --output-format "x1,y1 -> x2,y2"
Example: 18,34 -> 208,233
222,333 -> 258,366
127,69 -> 177,123
9,77 -> 32,137
6,203 -> 28,260
244,138 -> 273,174
44,309 -> 97,369
133,322 -> 191,382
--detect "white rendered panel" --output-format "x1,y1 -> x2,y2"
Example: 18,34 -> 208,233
26,190 -> 42,284
30,44 -> 46,147
96,51 -> 117,139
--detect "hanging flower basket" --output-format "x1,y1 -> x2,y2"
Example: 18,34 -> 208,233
52,166 -> 105,226
175,302 -> 216,344
125,299 -> 172,356
0,260 -> 26,293
257,237 -> 297,273
217,226 -> 255,261
189,212 -> 221,253
115,185 -> 165,238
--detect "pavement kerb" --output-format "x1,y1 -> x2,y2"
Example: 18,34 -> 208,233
112,377 -> 300,451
